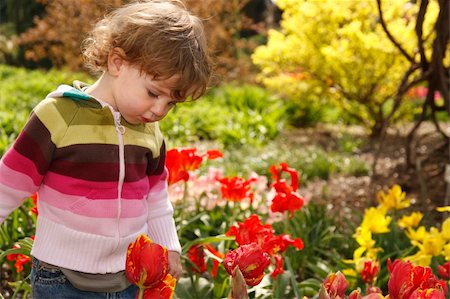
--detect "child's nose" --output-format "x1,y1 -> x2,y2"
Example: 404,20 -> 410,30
150,103 -> 167,118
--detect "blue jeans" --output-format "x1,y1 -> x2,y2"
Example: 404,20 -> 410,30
31,258 -> 138,299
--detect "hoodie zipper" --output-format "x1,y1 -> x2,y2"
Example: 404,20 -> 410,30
108,107 -> 126,250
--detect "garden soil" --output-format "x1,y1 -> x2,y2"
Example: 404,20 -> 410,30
285,121 -> 450,231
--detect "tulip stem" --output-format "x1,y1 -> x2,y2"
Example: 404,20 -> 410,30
283,211 -> 290,233
138,288 -> 144,299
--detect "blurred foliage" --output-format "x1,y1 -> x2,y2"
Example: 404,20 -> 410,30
0,0 -> 45,67
13,0 -> 273,82
0,64 -> 92,155
161,83 -> 288,149
0,0 -> 45,34
271,202 -> 355,282
0,197 -> 35,299
252,0 -> 440,137
220,138 -> 369,182
18,0 -> 122,70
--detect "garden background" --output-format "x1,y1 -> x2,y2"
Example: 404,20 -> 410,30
0,0 -> 449,298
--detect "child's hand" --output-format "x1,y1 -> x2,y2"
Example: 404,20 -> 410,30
168,250 -> 182,280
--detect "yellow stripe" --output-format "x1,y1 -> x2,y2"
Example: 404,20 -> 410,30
33,97 -> 164,157
33,98 -> 73,145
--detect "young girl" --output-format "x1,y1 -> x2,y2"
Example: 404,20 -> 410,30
0,0 -> 211,297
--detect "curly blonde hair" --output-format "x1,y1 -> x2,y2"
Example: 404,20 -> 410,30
82,0 -> 211,100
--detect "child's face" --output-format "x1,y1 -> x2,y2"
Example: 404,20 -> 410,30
112,63 -> 185,125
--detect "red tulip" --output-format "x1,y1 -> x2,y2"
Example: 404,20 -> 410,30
349,290 -> 362,299
321,271 -> 348,299
6,243 -> 32,273
166,148 -> 222,185
187,244 -> 207,274
142,274 -> 176,299
410,288 -> 446,299
125,235 -> 169,290
216,176 -> 256,202
361,260 -> 380,284
30,193 -> 38,216
269,163 -> 304,217
224,243 -> 271,287
225,214 -> 273,246
205,149 -> 223,160
270,182 -> 304,217
226,214 -> 303,278
269,162 -> 299,191
388,259 -> 447,299
438,261 -> 450,280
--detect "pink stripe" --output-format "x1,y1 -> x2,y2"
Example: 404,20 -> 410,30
0,160 -> 39,193
2,148 -> 43,186
38,185 -> 148,218
148,170 -> 168,193
148,178 -> 166,193
39,202 -> 147,235
44,172 -> 150,199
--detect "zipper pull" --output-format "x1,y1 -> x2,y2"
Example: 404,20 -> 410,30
113,112 -> 126,135
116,124 -> 125,135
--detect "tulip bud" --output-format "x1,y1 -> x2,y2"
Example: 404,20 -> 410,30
224,243 -> 271,287
125,234 -> 169,289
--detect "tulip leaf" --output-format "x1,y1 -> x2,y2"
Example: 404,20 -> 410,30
175,276 -> 213,299
230,267 -> 249,299
0,237 -> 33,260
182,235 -> 235,253
285,256 -> 302,299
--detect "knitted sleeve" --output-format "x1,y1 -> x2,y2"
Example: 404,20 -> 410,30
0,99 -> 68,223
146,141 -> 182,253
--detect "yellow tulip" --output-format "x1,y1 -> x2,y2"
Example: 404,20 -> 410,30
405,226 -> 427,242
420,228 -> 444,256
437,206 -> 450,212
404,252 -> 432,267
361,207 -> 391,233
376,184 -> 410,211
441,218 -> 450,241
442,243 -> 450,261
397,212 -> 423,229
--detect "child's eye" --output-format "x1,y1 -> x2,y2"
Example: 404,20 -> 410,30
147,90 -> 158,98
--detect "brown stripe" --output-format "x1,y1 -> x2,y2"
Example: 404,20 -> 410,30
50,144 -> 162,182
54,144 -> 119,163
49,159 -> 150,182
15,115 -> 55,175
54,144 -> 153,164
149,142 -> 165,176
49,160 -> 120,182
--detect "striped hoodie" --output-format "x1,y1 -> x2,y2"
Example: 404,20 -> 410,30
0,82 -> 181,274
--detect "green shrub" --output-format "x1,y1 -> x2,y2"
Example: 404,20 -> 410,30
161,83 -> 288,148
0,64 -> 92,155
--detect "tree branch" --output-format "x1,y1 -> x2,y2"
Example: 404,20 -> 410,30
376,0 -> 414,63
416,0 -> 430,69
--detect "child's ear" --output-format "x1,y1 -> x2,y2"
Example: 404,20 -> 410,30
107,48 -> 127,76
